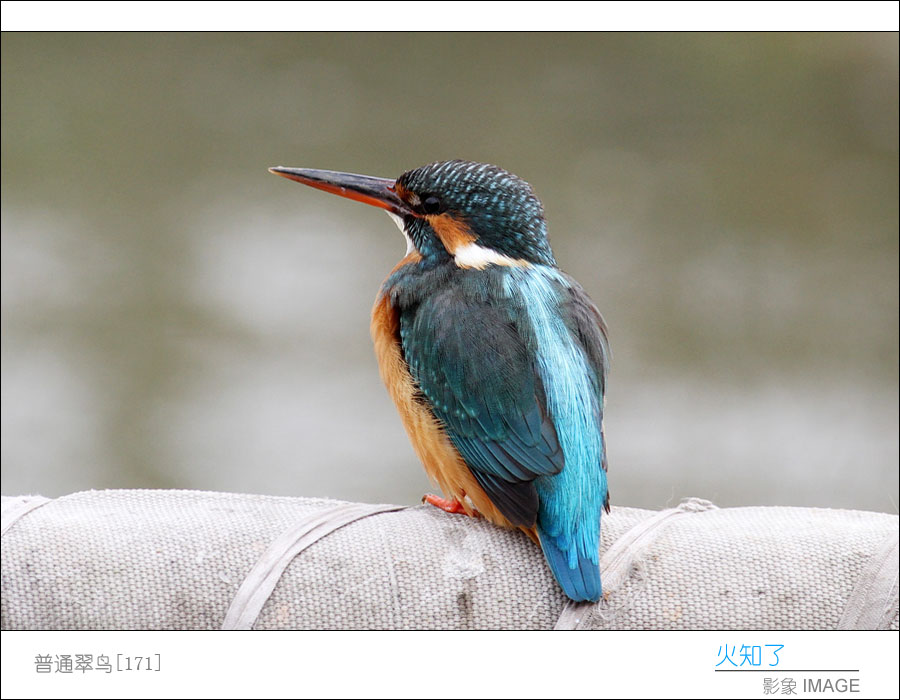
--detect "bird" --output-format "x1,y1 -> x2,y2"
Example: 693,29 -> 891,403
269,160 -> 610,602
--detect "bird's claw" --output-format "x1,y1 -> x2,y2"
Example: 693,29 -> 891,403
422,493 -> 478,517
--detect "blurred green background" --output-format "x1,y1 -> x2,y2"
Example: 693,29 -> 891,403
2,33 -> 897,512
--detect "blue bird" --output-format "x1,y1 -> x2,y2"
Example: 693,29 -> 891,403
270,160 -> 610,602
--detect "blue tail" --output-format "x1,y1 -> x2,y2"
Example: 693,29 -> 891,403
537,528 -> 602,602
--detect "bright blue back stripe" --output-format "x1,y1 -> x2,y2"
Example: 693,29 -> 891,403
503,266 -> 607,567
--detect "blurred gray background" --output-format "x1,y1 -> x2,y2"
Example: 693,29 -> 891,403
2,33 -> 897,512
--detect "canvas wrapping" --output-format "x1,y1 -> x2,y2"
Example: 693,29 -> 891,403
1,490 -> 897,630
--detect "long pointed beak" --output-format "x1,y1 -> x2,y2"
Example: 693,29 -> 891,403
269,166 -> 410,216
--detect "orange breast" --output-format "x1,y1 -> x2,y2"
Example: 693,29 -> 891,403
370,261 -> 525,534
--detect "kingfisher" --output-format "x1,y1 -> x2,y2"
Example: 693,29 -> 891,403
270,160 -> 610,602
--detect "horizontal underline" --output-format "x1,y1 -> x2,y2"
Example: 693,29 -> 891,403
714,669 -> 859,673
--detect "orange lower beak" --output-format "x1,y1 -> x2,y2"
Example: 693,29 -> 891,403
269,166 -> 411,216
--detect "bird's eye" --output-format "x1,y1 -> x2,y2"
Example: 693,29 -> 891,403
422,195 -> 443,214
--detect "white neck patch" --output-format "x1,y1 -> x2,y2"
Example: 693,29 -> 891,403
385,212 -> 529,269
385,211 -> 416,255
453,242 -> 530,270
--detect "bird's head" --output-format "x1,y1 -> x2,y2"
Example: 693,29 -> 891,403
270,160 -> 555,268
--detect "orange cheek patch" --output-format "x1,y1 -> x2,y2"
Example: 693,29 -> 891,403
426,213 -> 476,255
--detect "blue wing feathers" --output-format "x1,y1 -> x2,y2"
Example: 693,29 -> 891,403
395,263 -> 609,597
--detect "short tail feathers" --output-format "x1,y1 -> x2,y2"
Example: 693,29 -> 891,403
537,527 -> 602,602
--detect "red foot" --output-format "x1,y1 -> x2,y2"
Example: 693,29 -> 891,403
423,494 -> 471,515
